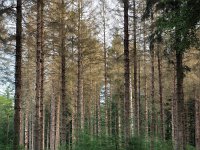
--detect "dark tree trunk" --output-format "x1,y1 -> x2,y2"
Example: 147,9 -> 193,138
40,0 -> 44,149
60,0 -> 67,144
176,51 -> 186,150
14,0 -> 23,149
34,0 -> 43,149
123,0 -> 130,144
150,12 -> 155,150
157,49 -> 164,139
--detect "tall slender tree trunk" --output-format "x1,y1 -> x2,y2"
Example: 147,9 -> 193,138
138,50 -> 141,135
25,98 -> 30,150
24,49 -> 32,150
50,82 -> 56,150
195,93 -> 200,150
133,0 -> 139,136
60,0 -> 67,144
46,117 -> 50,150
130,74 -> 133,134
102,0 -> 108,136
176,51 -> 186,150
88,66 -> 93,135
14,0 -> 23,149
123,0 -> 130,144
196,62 -> 200,150
40,0 -> 44,149
143,19 -> 148,141
157,49 -> 164,139
55,94 -> 61,149
77,0 -> 84,132
34,0 -> 43,148
172,65 -> 178,149
29,113 -> 33,150
95,82 -> 101,135
150,12 -> 155,150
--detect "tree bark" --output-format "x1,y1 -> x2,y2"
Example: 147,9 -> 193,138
157,49 -> 164,139
60,0 -> 67,143
172,65 -> 178,148
133,0 -> 139,136
124,0 -> 130,144
77,0 -> 84,133
24,98 -> 30,150
34,0 -> 43,149
50,82 -> 56,150
143,19 -> 148,141
40,0 -> 44,149
103,0 -> 108,136
176,50 -> 186,150
150,12 -> 155,150
14,0 -> 23,149
55,94 -> 61,149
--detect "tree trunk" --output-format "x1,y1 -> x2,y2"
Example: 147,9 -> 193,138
46,117 -> 50,150
176,51 -> 186,150
195,95 -> 200,150
60,1 -> 67,143
34,0 -> 43,149
77,0 -> 84,133
24,100 -> 29,150
30,113 -> 34,150
133,0 -> 139,136
14,0 -> 23,149
55,94 -> 61,149
123,0 -> 130,144
138,50 -> 141,136
150,13 -> 155,150
157,49 -> 164,139
50,82 -> 56,150
96,83 -> 101,135
172,65 -> 178,149
40,0 -> 44,148
102,0 -> 108,136
143,19 -> 148,141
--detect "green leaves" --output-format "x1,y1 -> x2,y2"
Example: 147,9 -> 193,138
0,95 -> 14,147
0,95 -> 13,118
145,0 -> 200,53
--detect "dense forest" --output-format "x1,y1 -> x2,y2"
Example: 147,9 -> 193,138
0,0 -> 200,149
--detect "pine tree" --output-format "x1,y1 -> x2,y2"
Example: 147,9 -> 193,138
14,0 -> 22,149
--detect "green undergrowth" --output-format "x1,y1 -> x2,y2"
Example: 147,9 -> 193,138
59,133 -> 196,150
